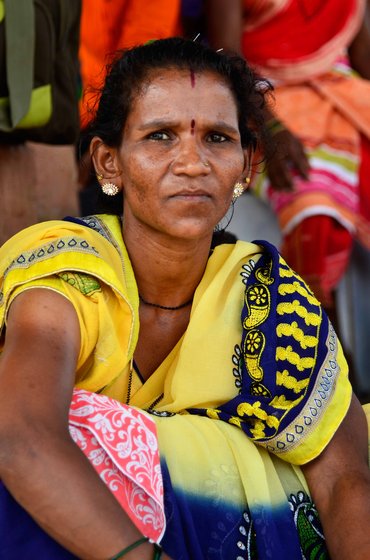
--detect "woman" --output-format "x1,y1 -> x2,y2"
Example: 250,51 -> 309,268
0,38 -> 369,560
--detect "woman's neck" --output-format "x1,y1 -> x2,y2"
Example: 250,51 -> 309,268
123,225 -> 213,379
123,226 -> 212,309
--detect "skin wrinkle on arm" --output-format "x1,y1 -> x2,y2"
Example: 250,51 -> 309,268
0,289 -> 159,560
302,394 -> 370,560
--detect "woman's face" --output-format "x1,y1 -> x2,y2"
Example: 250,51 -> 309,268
112,68 -> 249,242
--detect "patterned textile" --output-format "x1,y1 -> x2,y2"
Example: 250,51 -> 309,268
70,389 -> 165,543
0,387 -> 165,560
0,214 -> 366,559
188,240 -> 349,464
253,65 -> 370,250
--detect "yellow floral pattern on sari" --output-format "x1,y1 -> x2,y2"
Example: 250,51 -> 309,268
57,272 -> 101,296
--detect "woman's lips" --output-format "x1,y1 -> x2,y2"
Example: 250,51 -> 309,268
171,189 -> 211,198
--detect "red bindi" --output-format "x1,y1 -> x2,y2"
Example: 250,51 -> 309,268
190,69 -> 195,88
190,119 -> 195,135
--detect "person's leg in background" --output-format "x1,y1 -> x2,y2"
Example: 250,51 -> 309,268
0,143 -> 79,247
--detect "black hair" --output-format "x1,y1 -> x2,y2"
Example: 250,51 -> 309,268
85,37 -> 272,214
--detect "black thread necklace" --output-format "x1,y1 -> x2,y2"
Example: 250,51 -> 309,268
139,293 -> 193,311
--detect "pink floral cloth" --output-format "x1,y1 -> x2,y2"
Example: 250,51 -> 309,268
69,389 -> 165,543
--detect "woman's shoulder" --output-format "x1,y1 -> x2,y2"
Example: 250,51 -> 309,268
0,214 -> 128,310
0,213 -> 120,251
0,214 -> 123,269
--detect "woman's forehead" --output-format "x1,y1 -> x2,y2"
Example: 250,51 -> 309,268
139,66 -> 232,93
129,68 -> 238,118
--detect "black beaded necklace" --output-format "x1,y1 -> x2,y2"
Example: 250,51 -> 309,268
139,293 -> 193,311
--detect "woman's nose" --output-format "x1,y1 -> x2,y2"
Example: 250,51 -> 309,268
171,138 -> 211,176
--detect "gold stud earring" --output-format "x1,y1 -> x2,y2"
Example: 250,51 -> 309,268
232,182 -> 244,202
101,182 -> 119,196
96,173 -> 103,181
245,177 -> 251,185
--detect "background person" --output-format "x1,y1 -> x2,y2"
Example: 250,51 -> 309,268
0,0 -> 81,247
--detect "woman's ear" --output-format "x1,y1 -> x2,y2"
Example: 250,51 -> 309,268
242,146 -> 254,180
90,137 -> 123,187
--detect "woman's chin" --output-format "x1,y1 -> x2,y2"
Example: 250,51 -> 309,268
160,219 -> 220,242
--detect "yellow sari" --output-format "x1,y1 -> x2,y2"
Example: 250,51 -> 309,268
0,214 -> 366,559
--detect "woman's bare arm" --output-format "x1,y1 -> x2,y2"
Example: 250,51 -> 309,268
0,289 -> 162,559
348,7 -> 370,80
205,0 -> 244,54
302,394 -> 370,560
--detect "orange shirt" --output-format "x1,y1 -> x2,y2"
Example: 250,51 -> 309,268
79,0 -> 181,126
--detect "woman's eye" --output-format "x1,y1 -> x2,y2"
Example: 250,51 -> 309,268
148,131 -> 170,141
207,133 -> 229,143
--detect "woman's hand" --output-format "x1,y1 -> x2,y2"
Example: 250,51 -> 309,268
302,394 -> 370,560
265,127 -> 310,191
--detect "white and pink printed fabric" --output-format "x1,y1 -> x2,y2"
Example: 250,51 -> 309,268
69,389 -> 165,544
